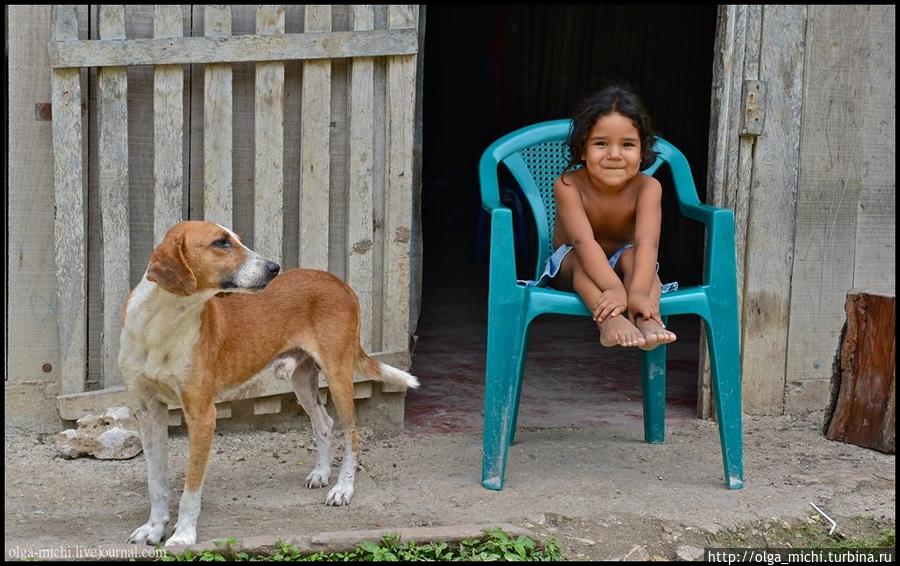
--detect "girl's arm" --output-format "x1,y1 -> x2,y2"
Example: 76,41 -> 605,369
553,177 -> 623,293
628,177 -> 663,321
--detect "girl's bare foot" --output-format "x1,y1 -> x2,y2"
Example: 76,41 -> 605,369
597,315 -> 647,348
635,317 -> 677,350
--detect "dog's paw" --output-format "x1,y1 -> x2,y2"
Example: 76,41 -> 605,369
164,528 -> 197,547
306,468 -> 331,489
127,520 -> 167,545
324,482 -> 354,506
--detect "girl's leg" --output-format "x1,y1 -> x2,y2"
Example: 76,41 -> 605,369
616,248 -> 677,350
554,251 -> 645,348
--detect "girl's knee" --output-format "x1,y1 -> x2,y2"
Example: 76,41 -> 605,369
616,247 -> 635,273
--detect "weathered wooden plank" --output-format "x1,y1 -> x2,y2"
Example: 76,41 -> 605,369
825,292 -> 895,453
253,396 -> 283,416
56,349 -> 409,420
850,6 -> 895,296
382,5 -> 419,352
784,5 -> 883,413
299,5 -> 332,270
153,5 -> 184,244
254,5 -> 286,262
51,5 -> 87,395
7,6 -> 61,384
408,6 -> 426,344
370,6 -> 389,352
97,5 -> 130,388
348,6 -> 376,350
203,5 -> 233,228
700,5 -> 759,419
739,5 -> 806,415
49,28 -> 420,68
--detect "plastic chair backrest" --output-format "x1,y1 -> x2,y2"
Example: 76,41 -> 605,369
485,119 -> 697,280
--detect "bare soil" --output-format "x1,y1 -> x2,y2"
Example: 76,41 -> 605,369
4,411 -> 894,561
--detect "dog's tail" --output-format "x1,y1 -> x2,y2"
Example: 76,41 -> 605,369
355,345 -> 420,390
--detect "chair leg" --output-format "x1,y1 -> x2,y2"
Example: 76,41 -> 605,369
482,309 -> 529,491
641,340 -> 667,444
507,340 -> 529,445
705,309 -> 744,489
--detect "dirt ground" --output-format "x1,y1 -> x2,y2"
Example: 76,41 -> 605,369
4,409 -> 895,561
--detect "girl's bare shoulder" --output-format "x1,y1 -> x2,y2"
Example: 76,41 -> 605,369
632,172 -> 662,194
554,168 -> 586,193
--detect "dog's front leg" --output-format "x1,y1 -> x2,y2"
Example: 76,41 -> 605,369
165,389 -> 216,547
128,397 -> 170,545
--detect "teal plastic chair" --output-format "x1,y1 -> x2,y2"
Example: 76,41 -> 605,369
480,119 -> 743,491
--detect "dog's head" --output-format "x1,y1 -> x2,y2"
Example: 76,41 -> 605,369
147,221 -> 281,296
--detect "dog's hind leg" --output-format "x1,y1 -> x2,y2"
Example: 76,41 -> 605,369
128,395 -> 171,545
319,352 -> 359,506
285,353 -> 335,489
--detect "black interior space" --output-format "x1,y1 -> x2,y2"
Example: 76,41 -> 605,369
407,6 -> 719,432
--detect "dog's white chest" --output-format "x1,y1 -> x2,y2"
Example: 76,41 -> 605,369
119,277 -> 207,387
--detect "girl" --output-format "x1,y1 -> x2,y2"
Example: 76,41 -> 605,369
544,84 -> 678,349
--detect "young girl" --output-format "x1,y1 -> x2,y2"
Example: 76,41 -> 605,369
544,84 -> 678,350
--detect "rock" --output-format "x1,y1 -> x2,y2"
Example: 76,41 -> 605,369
57,406 -> 142,460
622,545 -> 650,561
676,545 -> 704,561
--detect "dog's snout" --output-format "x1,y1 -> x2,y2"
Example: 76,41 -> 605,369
266,261 -> 281,275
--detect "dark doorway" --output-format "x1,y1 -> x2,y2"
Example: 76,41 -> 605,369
409,6 -> 719,432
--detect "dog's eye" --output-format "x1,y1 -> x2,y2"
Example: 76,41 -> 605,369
212,238 -> 232,249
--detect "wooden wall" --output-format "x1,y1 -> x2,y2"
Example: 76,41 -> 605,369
783,5 -> 895,413
6,5 -> 894,418
709,5 -> 895,415
7,6 -> 88,387
8,5 -> 423,405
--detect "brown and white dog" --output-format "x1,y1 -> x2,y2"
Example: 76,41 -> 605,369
119,220 -> 419,547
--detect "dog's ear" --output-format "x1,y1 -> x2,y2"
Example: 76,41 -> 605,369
147,233 -> 197,296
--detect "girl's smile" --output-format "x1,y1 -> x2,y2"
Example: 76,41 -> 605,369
580,111 -> 642,189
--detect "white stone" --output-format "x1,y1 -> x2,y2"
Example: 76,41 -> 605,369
57,406 -> 142,460
676,545 -> 705,561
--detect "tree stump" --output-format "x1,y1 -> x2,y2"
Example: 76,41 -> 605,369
824,292 -> 895,453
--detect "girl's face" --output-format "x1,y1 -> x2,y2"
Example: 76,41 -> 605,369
580,111 -> 642,189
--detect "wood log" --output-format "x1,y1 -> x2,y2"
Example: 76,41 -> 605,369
825,291 -> 895,453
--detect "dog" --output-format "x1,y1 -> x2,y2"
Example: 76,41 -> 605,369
118,220 -> 419,547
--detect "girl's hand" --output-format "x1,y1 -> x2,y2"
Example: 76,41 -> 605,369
627,293 -> 664,326
592,287 -> 628,323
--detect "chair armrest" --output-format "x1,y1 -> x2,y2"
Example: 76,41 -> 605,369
489,208 -> 518,285
679,201 -> 727,224
681,203 -> 738,289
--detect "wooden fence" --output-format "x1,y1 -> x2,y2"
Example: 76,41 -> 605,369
49,5 -> 421,423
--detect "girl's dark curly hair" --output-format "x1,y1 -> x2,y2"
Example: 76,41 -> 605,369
563,83 -> 657,176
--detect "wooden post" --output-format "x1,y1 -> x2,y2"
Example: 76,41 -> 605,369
348,5 -> 376,350
299,5 -> 332,270
825,292 -> 896,453
51,5 -> 87,395
98,5 -> 130,388
153,5 -> 184,244
203,5 -> 234,228
254,5 -> 285,262
383,5 -> 418,354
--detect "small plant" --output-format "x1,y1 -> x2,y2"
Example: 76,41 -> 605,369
158,528 -> 563,561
